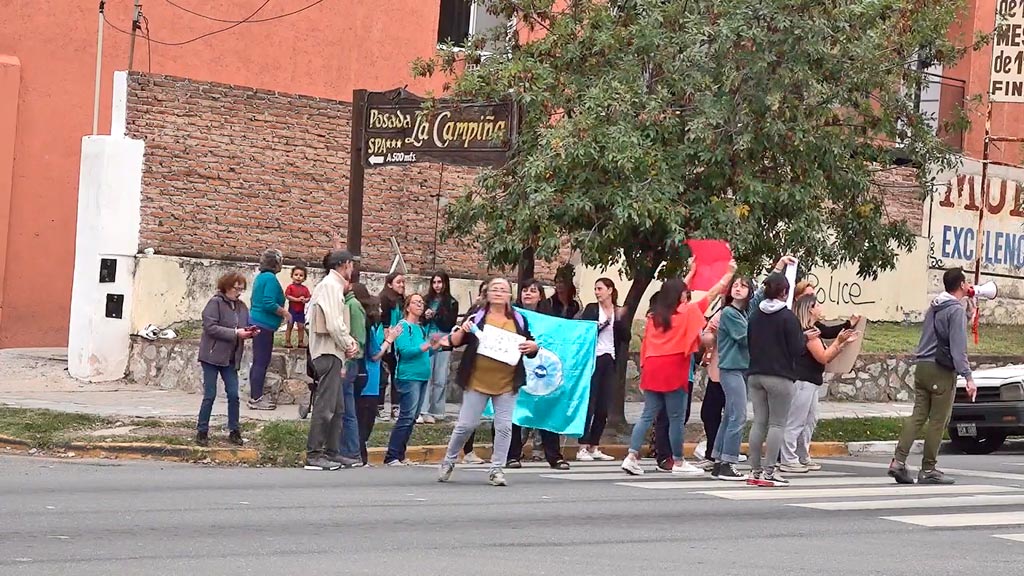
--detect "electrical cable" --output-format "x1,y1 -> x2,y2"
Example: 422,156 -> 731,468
142,15 -> 153,72
104,0 -> 272,46
162,0 -> 330,24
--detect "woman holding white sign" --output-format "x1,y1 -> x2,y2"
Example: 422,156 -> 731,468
779,294 -> 858,473
438,277 -> 539,487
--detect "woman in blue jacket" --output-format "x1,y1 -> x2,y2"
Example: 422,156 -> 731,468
248,249 -> 289,411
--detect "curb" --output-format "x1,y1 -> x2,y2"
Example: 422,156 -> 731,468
1,435 -> 853,467
0,434 -> 259,464
847,439 -> 924,456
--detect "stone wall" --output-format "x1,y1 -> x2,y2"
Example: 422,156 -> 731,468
124,72 -> 567,279
128,336 -> 1024,406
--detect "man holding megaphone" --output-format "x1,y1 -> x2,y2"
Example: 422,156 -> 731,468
889,268 -> 978,486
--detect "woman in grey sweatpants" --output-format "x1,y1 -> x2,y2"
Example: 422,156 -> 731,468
745,271 -> 807,487
437,278 -> 539,487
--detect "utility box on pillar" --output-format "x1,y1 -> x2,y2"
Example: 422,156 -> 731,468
67,134 -> 144,382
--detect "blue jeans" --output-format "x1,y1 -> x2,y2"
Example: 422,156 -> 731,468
629,388 -> 687,460
341,360 -> 360,460
197,361 -> 240,433
426,350 -> 451,418
248,325 -> 275,399
385,379 -> 427,463
712,369 -> 748,464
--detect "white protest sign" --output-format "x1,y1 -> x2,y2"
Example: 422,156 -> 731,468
991,1 -> 1024,102
785,260 -> 799,309
476,324 -> 526,366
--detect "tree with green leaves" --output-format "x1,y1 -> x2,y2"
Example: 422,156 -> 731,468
414,0 -> 981,425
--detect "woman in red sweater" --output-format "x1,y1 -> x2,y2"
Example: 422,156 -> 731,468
621,261 -> 736,476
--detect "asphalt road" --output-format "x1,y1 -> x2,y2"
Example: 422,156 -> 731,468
3,450 -> 1024,575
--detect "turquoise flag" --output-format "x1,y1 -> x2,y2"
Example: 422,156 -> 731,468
483,308 -> 597,437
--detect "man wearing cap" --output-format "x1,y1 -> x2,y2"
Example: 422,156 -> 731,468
305,249 -> 361,471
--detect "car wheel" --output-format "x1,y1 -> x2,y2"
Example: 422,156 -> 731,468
948,428 -> 1008,455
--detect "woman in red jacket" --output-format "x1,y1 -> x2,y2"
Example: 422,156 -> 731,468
621,261 -> 736,476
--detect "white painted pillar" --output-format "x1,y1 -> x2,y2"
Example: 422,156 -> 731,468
67,134 -> 144,381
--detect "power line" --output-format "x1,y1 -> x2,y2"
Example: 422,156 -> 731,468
142,15 -> 153,72
104,0 -> 272,46
162,0 -> 330,24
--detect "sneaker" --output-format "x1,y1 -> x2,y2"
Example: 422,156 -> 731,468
800,459 -> 823,471
506,459 -> 523,469
462,451 -> 486,465
228,430 -> 243,447
739,454 -> 748,463
621,455 -> 645,476
760,469 -> 790,487
549,460 -> 570,470
711,462 -> 722,478
488,469 -> 508,486
438,461 -> 456,482
415,416 -> 424,424
385,459 -> 407,467
671,459 -> 705,478
576,447 -> 595,462
195,431 -> 209,447
694,440 -> 707,460
746,470 -> 763,486
716,462 -> 748,481
656,457 -> 675,472
918,468 -> 955,485
391,406 -> 400,420
326,454 -> 361,468
590,448 -> 615,461
247,396 -> 276,411
377,407 -> 391,422
422,414 -> 436,424
695,458 -> 716,471
779,462 -> 810,474
305,457 -> 342,471
887,459 -> 915,485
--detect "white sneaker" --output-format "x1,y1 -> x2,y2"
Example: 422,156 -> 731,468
800,459 -> 823,471
576,448 -> 595,462
739,454 -> 748,463
671,459 -> 706,477
779,462 -> 810,474
694,440 -> 707,460
422,414 -> 436,424
415,416 -> 424,424
590,448 -> 615,461
694,458 -> 716,471
621,455 -> 645,476
462,451 -> 486,465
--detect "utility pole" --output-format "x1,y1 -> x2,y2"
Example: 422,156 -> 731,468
127,0 -> 142,71
92,1 -> 106,135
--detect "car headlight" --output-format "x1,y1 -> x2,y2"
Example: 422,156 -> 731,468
1000,383 -> 1024,401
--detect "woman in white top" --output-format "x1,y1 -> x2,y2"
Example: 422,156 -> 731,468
576,278 -> 631,461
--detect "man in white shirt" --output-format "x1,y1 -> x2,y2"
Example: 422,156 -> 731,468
305,250 -> 360,471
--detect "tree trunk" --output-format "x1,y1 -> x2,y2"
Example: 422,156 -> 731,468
518,246 -> 535,287
607,271 -> 654,429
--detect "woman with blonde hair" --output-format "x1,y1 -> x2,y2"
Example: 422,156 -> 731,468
781,294 -> 859,473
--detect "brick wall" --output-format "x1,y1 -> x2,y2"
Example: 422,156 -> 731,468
874,166 -> 924,234
124,72 -> 564,279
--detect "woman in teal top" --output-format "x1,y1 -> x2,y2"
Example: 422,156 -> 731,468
383,293 -> 441,465
248,249 -> 288,410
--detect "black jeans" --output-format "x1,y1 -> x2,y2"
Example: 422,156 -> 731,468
582,354 -> 615,446
377,355 -> 401,410
701,380 -> 725,460
508,425 -> 564,465
353,363 -> 377,465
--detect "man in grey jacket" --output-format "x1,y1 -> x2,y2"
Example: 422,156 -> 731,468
889,268 -> 978,485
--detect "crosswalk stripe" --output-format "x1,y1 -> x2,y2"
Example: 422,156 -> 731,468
792,494 -> 1024,511
993,533 -> 1024,542
615,476 -> 900,490
814,459 -> 1024,483
697,484 -> 1018,501
882,511 -> 1024,527
541,471 -> 853,482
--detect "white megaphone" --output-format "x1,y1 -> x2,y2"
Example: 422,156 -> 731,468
969,281 -> 998,300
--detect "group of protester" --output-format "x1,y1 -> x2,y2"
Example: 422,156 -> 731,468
193,245 -> 977,487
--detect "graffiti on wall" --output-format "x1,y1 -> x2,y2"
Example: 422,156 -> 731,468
803,271 -> 878,307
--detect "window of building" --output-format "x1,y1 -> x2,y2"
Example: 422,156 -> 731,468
437,0 -> 511,51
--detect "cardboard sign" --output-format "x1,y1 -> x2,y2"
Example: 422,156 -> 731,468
476,324 -> 526,366
825,316 -> 868,375
686,239 -> 733,291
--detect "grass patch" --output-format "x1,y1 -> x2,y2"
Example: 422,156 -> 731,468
808,417 -> 905,442
0,408 -> 112,449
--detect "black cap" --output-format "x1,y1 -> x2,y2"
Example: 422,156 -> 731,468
323,250 -> 360,270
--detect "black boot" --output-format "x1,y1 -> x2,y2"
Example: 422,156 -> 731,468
196,431 -> 209,447
228,430 -> 243,447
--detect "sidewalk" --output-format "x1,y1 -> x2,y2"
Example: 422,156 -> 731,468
0,349 -> 913,423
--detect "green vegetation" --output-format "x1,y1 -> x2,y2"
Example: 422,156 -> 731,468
0,408 -> 111,449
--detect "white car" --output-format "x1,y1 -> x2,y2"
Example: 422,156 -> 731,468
949,365 -> 1024,454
